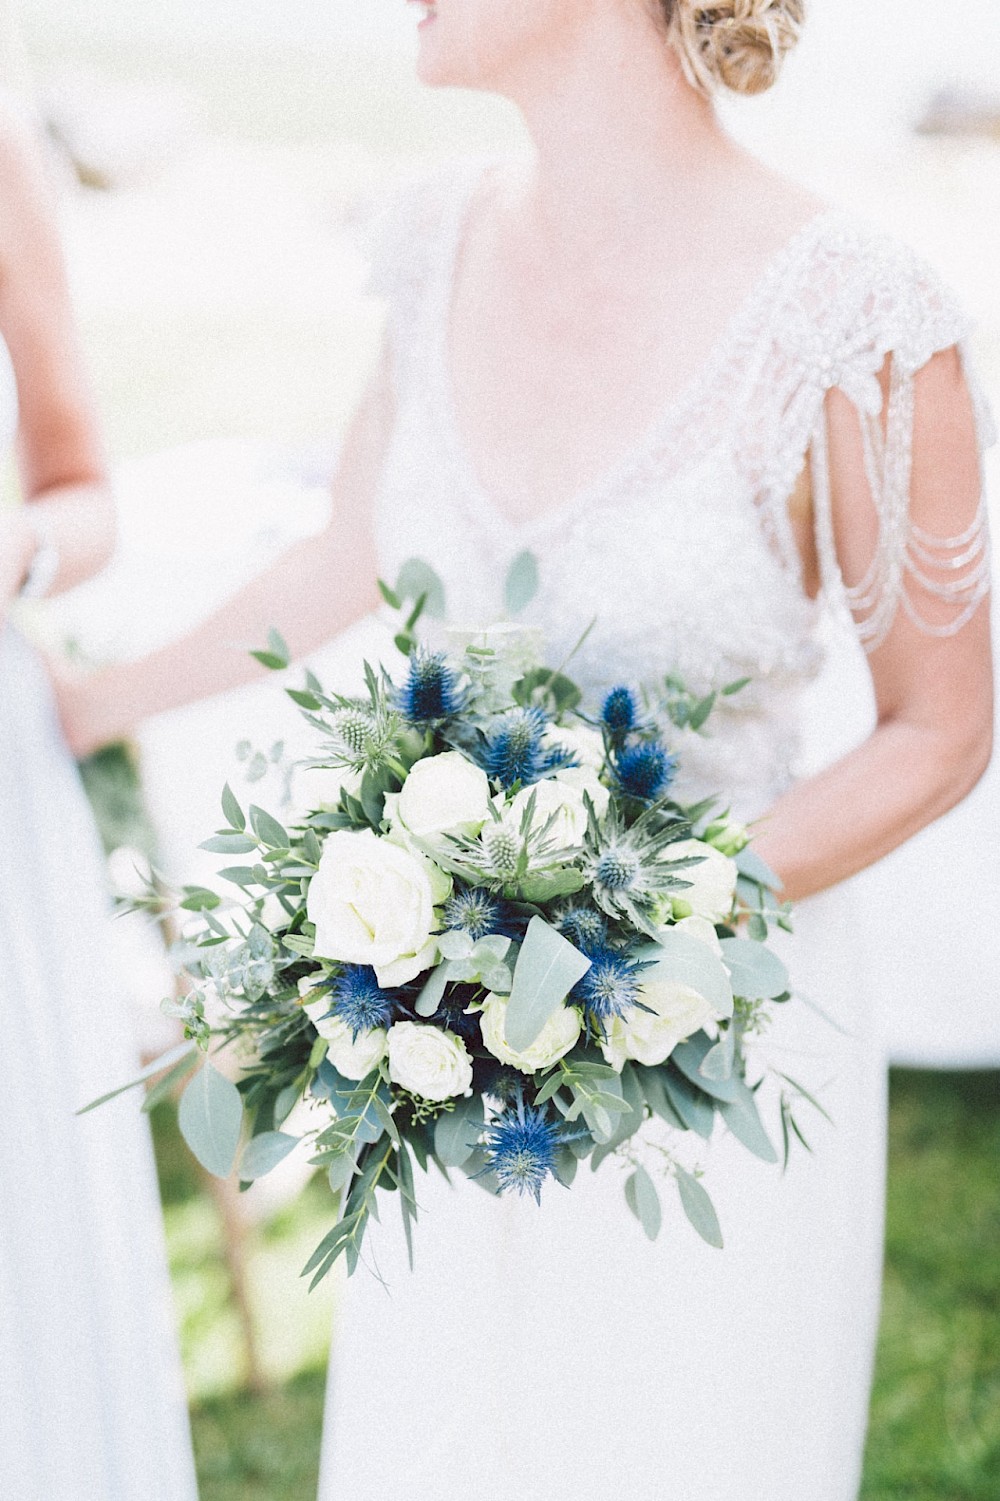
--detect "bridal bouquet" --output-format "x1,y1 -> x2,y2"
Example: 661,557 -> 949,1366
102,569 -> 805,1284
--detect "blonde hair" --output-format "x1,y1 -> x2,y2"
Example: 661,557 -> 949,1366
660,1 -> 805,96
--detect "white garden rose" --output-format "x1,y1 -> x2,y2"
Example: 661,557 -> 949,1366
387,1021 -> 473,1102
552,766 -> 610,821
299,984 -> 388,1080
600,974 -> 716,1072
393,751 -> 492,840
307,828 -> 446,987
662,839 -> 738,923
479,992 -> 582,1073
506,774 -> 605,850
543,722 -> 606,773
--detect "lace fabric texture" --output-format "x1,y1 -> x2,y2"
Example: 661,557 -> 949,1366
363,164 -> 994,810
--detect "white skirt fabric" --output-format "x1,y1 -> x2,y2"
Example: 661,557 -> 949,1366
0,626 -> 198,1500
318,878 -> 887,1501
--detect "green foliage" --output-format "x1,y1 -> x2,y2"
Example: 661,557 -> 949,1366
78,740 -> 158,857
394,557 -> 447,621
250,628 -> 291,672
625,1164 -> 662,1241
504,549 -> 539,615
676,1166 -> 724,1249
179,1064 -> 245,1178
504,916 -> 591,1052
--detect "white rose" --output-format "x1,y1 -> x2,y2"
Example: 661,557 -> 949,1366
600,973 -> 716,1071
307,828 -> 445,987
295,762 -> 363,814
387,1020 -> 473,1102
552,766 -> 610,821
394,751 -> 493,840
544,723 -> 606,773
299,985 -> 388,1080
672,914 -> 723,955
506,775 -> 602,850
662,839 -> 738,923
479,992 -> 582,1073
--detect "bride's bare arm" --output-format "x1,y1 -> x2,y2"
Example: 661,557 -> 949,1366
753,347 -> 993,902
0,109 -> 114,615
57,354 -> 391,756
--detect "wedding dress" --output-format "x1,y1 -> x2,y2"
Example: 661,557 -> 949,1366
0,338 -> 198,1497
314,161 -> 993,1501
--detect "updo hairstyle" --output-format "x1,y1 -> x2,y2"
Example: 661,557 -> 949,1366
658,1 -> 805,96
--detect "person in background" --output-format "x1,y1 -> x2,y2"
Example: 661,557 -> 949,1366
0,99 -> 198,1499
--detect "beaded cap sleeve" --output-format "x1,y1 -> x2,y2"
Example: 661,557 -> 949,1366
746,220 -> 994,651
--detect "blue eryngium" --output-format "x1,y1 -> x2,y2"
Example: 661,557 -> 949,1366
484,1102 -> 560,1203
397,649 -> 464,723
324,965 -> 395,1039
601,685 -> 639,741
442,886 -> 504,941
484,705 -> 572,788
571,943 -> 642,1025
558,905 -> 608,955
614,741 -> 677,803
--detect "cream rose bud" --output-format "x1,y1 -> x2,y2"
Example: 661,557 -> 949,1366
543,723 -> 606,773
479,992 -> 582,1073
394,751 -> 493,841
387,1021 -> 473,1102
299,985 -> 388,1080
600,976 -> 716,1072
662,839 -> 738,923
307,828 -> 443,988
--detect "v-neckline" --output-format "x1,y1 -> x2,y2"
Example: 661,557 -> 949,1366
428,163 -> 841,544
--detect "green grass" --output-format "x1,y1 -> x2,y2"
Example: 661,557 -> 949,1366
146,1072 -> 1000,1500
861,1072 -> 1000,1500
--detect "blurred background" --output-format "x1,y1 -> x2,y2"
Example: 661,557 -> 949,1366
8,0 -> 1000,1496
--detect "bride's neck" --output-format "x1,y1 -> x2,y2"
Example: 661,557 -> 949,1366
503,11 -> 735,249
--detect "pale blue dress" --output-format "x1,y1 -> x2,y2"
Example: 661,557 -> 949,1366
0,342 -> 198,1499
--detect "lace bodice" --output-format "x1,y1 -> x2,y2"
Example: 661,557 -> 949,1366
366,164 -> 993,817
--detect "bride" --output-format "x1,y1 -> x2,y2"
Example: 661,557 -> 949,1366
59,1 -> 993,1497
0,102 -> 197,1497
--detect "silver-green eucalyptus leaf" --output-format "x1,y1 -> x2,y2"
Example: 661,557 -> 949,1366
178,1063 -> 244,1178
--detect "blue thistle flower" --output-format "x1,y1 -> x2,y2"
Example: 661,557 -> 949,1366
614,741 -> 677,803
483,706 -> 573,789
601,686 -> 639,742
558,905 -> 608,955
323,965 -> 395,1040
594,846 -> 641,892
442,887 -> 504,941
483,1103 -> 560,1203
397,649 -> 464,723
571,944 -> 641,1026
481,1063 -> 524,1106
432,993 -> 481,1044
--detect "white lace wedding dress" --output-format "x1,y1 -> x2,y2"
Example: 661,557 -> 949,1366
0,336 -> 198,1497
317,165 -> 994,1501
